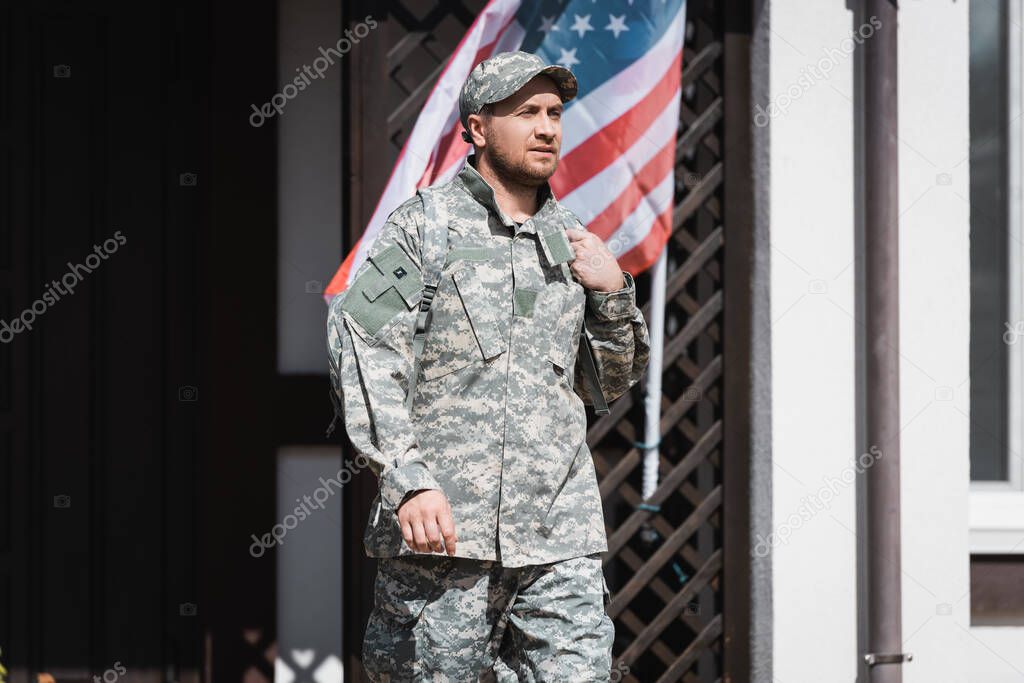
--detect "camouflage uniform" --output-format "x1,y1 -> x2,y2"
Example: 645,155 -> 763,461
363,552 -> 613,682
326,51 -> 650,681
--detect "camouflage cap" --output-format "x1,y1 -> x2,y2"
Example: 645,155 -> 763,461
459,51 -> 578,143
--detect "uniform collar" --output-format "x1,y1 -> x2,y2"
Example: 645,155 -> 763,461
457,154 -> 559,234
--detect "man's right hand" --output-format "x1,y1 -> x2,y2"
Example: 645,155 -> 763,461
396,489 -> 458,556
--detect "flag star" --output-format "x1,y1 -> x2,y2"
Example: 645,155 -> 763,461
605,14 -> 629,38
569,14 -> 594,39
538,15 -> 560,34
558,47 -> 580,69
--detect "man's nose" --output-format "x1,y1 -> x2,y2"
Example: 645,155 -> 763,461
535,113 -> 558,139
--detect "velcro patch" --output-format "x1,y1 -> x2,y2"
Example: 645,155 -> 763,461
513,287 -> 538,318
340,244 -> 422,339
369,244 -> 421,308
539,228 -> 575,266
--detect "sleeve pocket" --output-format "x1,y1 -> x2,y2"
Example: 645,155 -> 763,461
369,243 -> 422,308
341,244 -> 422,340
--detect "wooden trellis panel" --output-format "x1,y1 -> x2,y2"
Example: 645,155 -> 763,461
590,1 -> 728,679
343,1 -> 746,681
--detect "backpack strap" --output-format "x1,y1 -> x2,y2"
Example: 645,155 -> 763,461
556,210 -> 611,416
405,185 -> 449,410
325,295 -> 346,439
577,325 -> 610,415
325,381 -> 343,438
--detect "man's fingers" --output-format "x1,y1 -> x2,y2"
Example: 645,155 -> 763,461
399,493 -> 458,554
568,234 -> 592,259
570,248 -> 598,270
411,519 -> 430,552
566,228 -> 590,242
438,510 -> 458,556
400,518 -> 415,550
422,518 -> 443,552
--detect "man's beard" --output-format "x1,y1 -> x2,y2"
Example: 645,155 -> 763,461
484,136 -> 557,188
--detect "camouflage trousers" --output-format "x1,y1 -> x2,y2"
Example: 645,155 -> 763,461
362,551 -> 614,682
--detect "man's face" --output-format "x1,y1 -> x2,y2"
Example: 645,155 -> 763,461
469,75 -> 564,186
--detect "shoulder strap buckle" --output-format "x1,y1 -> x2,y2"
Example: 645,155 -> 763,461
405,186 -> 450,410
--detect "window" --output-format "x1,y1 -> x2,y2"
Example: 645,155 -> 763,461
969,0 -> 1024,561
969,0 -> 1011,484
971,555 -> 1024,626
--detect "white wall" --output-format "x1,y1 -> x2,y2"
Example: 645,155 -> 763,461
769,2 -> 972,681
897,2 -> 971,682
769,2 -> 858,679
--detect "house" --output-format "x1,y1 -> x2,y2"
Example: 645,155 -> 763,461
1,0 -> 1018,681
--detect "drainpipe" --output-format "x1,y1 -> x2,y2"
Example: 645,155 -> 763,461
863,0 -> 911,680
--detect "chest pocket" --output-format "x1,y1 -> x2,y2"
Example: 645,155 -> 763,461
418,264 -> 507,381
543,281 -> 586,376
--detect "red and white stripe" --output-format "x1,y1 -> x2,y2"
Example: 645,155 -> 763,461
554,6 -> 685,274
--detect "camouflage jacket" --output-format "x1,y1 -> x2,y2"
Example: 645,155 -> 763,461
326,156 -> 651,567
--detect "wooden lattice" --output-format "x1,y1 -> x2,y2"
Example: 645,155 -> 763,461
345,1 -> 730,681
590,2 -> 726,680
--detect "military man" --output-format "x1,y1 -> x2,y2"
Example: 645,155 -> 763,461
326,51 -> 651,681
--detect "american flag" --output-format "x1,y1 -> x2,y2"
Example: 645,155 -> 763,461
324,0 -> 687,302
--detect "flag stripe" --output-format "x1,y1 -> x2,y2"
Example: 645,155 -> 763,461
527,0 -> 685,101
582,137 -> 677,242
558,4 -> 686,156
605,168 -> 675,257
560,86 -> 681,225
552,51 -> 683,199
619,201 -> 675,274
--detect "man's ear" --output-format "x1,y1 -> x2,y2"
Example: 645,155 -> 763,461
466,112 -> 487,148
